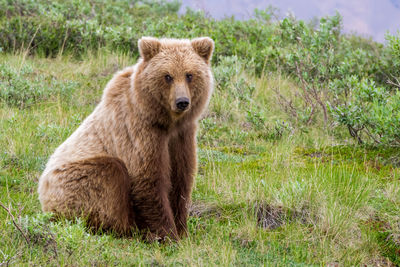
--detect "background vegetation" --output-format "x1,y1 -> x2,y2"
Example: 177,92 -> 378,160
0,0 -> 399,265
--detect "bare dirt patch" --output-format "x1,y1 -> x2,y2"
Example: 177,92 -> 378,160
189,201 -> 222,219
254,202 -> 311,230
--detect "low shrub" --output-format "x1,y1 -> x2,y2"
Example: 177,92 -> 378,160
0,63 -> 77,108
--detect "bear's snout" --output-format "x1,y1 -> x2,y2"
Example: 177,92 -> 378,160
176,97 -> 190,111
171,83 -> 191,113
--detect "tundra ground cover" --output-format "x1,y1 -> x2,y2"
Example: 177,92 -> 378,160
1,1 -> 399,265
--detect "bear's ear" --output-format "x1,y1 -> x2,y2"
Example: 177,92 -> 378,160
138,37 -> 161,61
191,37 -> 214,64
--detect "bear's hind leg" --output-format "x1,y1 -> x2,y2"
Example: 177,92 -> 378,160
40,157 -> 133,235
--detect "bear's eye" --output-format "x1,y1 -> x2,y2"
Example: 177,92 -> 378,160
186,73 -> 193,83
165,74 -> 173,83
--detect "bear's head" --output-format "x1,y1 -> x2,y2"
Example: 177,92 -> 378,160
134,37 -> 214,122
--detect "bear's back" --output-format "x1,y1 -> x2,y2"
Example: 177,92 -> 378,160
39,67 -> 135,182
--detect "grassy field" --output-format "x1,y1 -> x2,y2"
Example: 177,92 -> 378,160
0,50 -> 399,266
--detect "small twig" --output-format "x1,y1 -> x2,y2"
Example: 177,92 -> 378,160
363,126 -> 381,145
387,78 -> 400,89
0,252 -> 21,267
305,104 -> 317,125
347,125 -> 364,145
273,87 -> 298,119
0,202 -> 30,245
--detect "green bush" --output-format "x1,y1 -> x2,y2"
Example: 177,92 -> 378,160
269,14 -> 387,125
327,33 -> 400,146
382,32 -> 400,89
0,63 -> 77,108
329,77 -> 400,146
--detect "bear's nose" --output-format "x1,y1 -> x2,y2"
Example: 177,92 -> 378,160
176,97 -> 190,111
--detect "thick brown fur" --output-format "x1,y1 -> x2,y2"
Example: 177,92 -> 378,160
38,37 -> 214,240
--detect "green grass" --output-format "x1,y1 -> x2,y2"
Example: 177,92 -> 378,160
1,51 -> 399,266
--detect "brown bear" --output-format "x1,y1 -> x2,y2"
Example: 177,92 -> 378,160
38,37 -> 214,241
